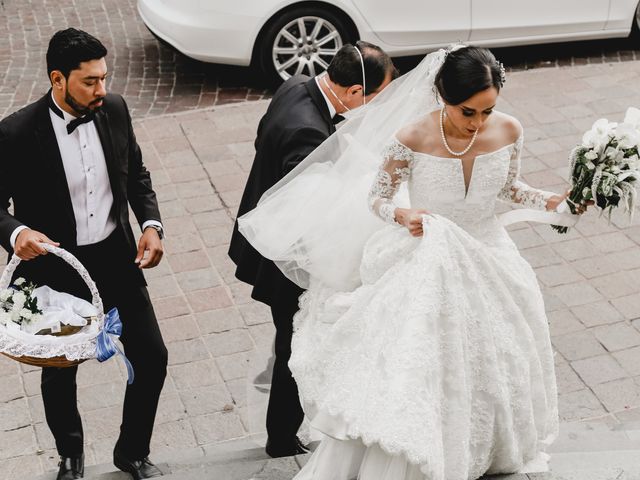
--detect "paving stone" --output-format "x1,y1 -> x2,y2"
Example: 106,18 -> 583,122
588,232 -> 638,254
611,294 -> 640,320
175,268 -> 222,293
547,310 -> 585,337
591,270 -> 640,299
147,275 -> 182,299
571,354 -> 628,387
153,295 -> 191,320
155,393 -> 188,425
535,265 -> 585,287
592,378 -> 640,413
238,303 -> 271,327
0,455 -> 43,480
570,301 -> 624,328
0,425 -> 38,460
168,250 -> 212,274
180,384 -> 234,417
555,363 -> 586,394
592,322 -> 640,352
612,347 -> 640,377
552,330 -> 607,360
167,338 -> 211,366
558,389 -> 607,422
0,374 -> 25,403
520,245 -> 564,268
77,382 -> 126,412
204,329 -> 255,357
160,315 -> 201,343
549,282 -> 605,307
186,287 -> 233,313
150,419 -> 199,454
216,352 -> 251,382
169,359 -> 224,390
196,307 -> 246,335
0,397 -> 31,430
190,411 -> 245,445
228,282 -> 254,305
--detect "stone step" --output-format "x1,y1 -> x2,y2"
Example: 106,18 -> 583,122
30,421 -> 640,480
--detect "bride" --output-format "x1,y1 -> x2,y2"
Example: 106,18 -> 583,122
239,45 -> 585,480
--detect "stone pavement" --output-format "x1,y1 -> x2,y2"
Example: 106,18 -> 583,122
2,60 -> 640,479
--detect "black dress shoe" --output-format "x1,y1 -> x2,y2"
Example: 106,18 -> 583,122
56,454 -> 84,480
113,448 -> 163,479
265,436 -> 310,458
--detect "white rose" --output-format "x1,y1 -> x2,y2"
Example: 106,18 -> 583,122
19,308 -> 33,321
11,291 -> 26,310
10,309 -> 21,322
0,311 -> 10,325
584,150 -> 599,161
623,107 -> 640,130
0,289 -> 12,303
13,277 -> 25,287
583,119 -> 616,151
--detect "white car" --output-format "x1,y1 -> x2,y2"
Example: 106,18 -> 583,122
138,0 -> 640,84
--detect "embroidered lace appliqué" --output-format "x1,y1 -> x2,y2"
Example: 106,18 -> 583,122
368,140 -> 414,224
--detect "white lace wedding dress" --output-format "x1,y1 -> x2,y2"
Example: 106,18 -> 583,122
290,133 -> 559,480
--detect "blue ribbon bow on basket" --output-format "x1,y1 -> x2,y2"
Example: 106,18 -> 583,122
96,308 -> 134,384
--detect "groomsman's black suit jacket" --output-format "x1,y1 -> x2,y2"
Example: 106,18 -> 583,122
0,92 -> 161,286
229,76 -> 336,307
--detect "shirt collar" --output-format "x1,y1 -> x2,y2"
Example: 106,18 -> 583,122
315,74 -> 337,119
49,90 -> 80,124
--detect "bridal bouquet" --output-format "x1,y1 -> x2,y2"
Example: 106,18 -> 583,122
0,278 -> 92,335
553,107 -> 640,234
0,278 -> 44,329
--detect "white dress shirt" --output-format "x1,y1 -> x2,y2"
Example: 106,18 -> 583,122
10,93 -> 161,248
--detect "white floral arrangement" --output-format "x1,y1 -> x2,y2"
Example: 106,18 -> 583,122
553,107 -> 640,233
0,277 -> 44,330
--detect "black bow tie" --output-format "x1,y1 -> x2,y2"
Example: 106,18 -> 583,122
47,92 -> 95,134
66,112 -> 95,134
332,114 -> 345,125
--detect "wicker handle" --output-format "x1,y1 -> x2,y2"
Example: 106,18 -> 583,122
0,243 -> 105,327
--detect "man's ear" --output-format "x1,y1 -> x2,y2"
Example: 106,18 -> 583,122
50,70 -> 65,90
347,84 -> 364,97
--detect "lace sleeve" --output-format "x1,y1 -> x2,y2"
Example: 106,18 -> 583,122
498,135 -> 555,210
368,139 -> 414,224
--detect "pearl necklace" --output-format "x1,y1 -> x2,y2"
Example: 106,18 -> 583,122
439,107 -> 478,157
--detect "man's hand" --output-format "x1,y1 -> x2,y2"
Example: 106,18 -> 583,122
14,229 -> 60,260
135,227 -> 164,269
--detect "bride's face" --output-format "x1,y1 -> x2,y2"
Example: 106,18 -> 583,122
444,87 -> 499,138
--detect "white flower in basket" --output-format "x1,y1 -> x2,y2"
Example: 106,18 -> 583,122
0,244 -> 133,383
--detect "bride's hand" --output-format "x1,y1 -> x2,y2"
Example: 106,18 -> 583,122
546,189 -> 593,214
395,208 -> 429,237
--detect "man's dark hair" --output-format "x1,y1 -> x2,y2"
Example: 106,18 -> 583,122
435,46 -> 504,105
327,41 -> 398,95
46,28 -> 108,79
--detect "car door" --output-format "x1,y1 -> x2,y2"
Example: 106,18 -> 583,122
351,0 -> 471,46
469,0 -> 609,41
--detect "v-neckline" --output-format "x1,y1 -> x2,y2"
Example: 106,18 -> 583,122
412,142 -> 516,199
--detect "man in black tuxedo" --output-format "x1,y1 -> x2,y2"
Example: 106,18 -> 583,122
0,29 -> 166,479
229,41 -> 397,457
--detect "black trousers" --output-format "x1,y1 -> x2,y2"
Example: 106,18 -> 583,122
19,229 -> 167,460
265,287 -> 304,445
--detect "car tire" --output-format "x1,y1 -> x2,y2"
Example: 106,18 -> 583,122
256,6 -> 357,86
632,1 -> 640,38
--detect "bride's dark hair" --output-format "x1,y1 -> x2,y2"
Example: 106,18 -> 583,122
435,46 -> 504,105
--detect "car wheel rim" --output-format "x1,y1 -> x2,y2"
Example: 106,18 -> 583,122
272,16 -> 344,81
